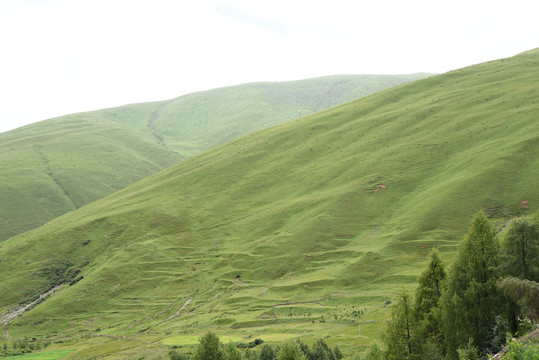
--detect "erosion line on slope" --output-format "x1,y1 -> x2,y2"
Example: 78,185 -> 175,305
0,284 -> 66,329
33,146 -> 78,209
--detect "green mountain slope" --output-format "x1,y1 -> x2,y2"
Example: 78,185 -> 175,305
93,74 -> 432,157
0,74 -> 428,242
0,52 -> 537,358
0,120 -> 182,242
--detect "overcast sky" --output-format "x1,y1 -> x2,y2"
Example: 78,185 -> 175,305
0,0 -> 538,134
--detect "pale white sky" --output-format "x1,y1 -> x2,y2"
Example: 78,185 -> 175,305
0,0 -> 538,134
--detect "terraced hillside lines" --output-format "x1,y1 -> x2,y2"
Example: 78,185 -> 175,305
0,74 -> 428,242
0,51 -> 537,357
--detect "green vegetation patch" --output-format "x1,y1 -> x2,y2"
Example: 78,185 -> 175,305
161,335 -> 243,346
0,349 -> 76,360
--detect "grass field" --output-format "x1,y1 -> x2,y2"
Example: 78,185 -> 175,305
0,349 -> 75,360
0,50 -> 537,358
0,74 -> 428,243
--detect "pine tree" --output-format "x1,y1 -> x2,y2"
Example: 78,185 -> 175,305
295,339 -> 313,360
414,248 -> 446,356
383,287 -> 415,359
311,339 -> 335,360
415,248 -> 446,317
500,218 -> 538,281
497,217 -> 538,334
441,211 -> 502,359
497,276 -> 539,321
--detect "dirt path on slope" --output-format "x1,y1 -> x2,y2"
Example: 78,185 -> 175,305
496,216 -> 524,234
0,284 -> 65,338
152,297 -> 194,328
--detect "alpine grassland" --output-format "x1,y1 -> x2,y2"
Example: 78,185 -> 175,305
0,74 -> 428,243
0,50 -> 537,358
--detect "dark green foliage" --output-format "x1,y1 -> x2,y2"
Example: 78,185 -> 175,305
383,288 -> 415,359
259,344 -> 276,360
418,341 -> 445,360
414,248 -> 446,349
169,350 -> 190,360
311,339 -> 335,360
69,275 -> 84,286
192,332 -> 225,360
238,339 -> 265,349
333,346 -> 343,360
0,339 -> 49,357
224,343 -> 242,360
295,339 -> 312,360
276,341 -> 307,360
41,260 -> 80,288
441,211 -> 503,359
244,349 -> 259,360
415,249 -> 446,317
497,277 -> 539,321
500,219 -> 538,281
489,315 -> 508,353
456,339 -> 480,360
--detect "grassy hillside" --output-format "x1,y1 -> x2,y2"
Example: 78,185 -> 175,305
0,51 -> 537,358
0,74 -> 428,242
102,74 -> 431,157
0,120 -> 181,242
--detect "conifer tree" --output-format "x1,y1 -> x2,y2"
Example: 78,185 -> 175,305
441,211 -> 502,359
311,339 -> 335,360
295,339 -> 313,360
500,218 -> 538,281
383,287 -> 415,359
414,248 -> 446,355
497,276 -> 539,322
415,249 -> 446,316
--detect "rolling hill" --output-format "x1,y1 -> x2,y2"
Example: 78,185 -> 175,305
0,74 -> 429,242
0,50 -> 537,359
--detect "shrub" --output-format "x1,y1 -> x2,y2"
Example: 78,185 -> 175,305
491,340 -> 539,359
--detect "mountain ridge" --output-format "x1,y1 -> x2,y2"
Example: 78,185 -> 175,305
0,74 -> 429,242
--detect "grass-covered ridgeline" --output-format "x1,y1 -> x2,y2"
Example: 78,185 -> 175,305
0,50 -> 537,358
0,74 -> 428,242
